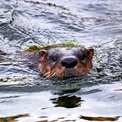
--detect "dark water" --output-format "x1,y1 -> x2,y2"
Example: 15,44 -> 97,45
0,0 -> 122,121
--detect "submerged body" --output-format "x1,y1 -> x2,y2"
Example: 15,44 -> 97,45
26,45 -> 94,78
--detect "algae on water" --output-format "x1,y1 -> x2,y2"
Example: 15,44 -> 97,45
24,40 -> 86,52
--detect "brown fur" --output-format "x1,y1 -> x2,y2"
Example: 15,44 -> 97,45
37,46 -> 94,78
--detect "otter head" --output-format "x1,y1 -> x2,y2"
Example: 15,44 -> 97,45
38,46 -> 94,78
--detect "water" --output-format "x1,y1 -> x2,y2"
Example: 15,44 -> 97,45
0,0 -> 122,121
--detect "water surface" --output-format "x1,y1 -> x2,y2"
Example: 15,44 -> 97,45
0,0 -> 122,121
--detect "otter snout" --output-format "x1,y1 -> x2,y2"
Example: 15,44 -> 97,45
61,58 -> 78,68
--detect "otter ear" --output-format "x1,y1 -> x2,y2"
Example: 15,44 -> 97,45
88,48 -> 94,56
39,49 -> 48,57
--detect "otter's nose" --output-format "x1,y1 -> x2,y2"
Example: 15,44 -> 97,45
61,58 -> 78,68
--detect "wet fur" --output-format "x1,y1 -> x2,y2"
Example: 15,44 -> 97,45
37,46 -> 94,78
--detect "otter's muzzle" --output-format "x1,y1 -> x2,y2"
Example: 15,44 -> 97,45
61,58 -> 78,68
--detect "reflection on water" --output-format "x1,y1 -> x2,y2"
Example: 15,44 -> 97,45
80,115 -> 120,121
0,0 -> 122,121
0,114 -> 29,122
51,95 -> 82,108
0,83 -> 122,121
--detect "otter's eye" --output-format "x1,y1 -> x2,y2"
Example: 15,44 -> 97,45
81,54 -> 85,60
52,57 -> 57,62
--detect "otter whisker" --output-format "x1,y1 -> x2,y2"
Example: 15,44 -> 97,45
50,72 -> 56,78
50,68 -> 63,78
48,69 -> 58,78
59,68 -> 65,78
50,69 -> 63,78
42,72 -> 48,77
42,71 -> 51,77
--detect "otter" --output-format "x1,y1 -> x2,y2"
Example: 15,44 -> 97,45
25,45 -> 94,78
